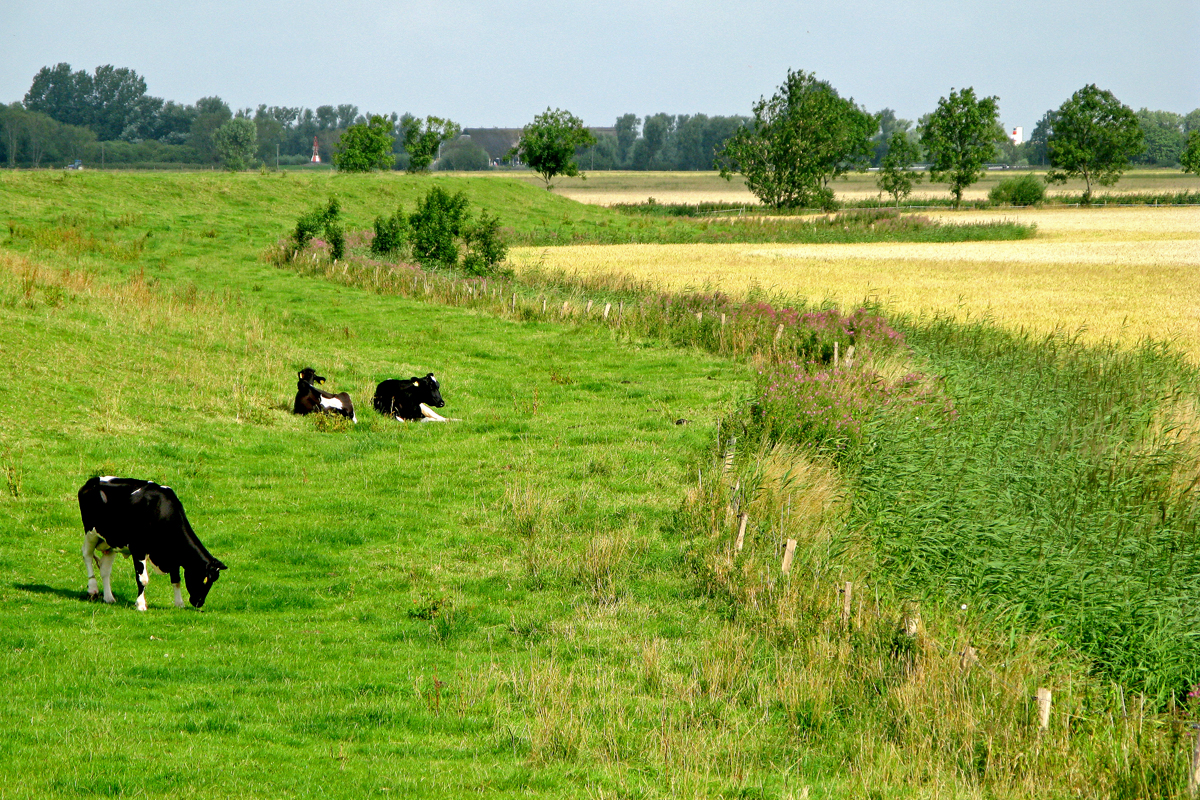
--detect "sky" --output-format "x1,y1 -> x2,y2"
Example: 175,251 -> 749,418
4,1 -> 1199,134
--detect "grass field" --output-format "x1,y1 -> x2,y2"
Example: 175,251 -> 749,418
2,170 -> 1199,798
499,169 -> 1200,206
512,206 -> 1200,360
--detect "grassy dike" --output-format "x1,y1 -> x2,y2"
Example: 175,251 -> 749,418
0,170 -> 1195,798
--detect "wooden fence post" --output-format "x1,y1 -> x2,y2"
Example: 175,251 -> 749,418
1188,726 -> 1200,794
586,299 -> 593,315
774,323 -> 784,344
781,539 -> 797,574
723,436 -> 737,472
562,300 -> 570,316
834,341 -> 839,368
1036,688 -> 1052,731
736,513 -> 748,552
542,297 -> 547,314
603,302 -> 611,321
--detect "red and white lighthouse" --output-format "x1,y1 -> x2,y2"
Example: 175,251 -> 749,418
310,136 -> 321,163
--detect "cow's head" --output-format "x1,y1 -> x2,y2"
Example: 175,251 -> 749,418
415,373 -> 444,408
298,368 -> 326,384
186,559 -> 227,609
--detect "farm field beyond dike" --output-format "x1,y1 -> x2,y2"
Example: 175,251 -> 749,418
513,205 -> 1200,360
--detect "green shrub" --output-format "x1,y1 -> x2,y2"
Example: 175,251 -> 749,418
988,174 -> 1046,206
462,211 -> 508,275
292,197 -> 343,257
370,208 -> 409,255
409,185 -> 469,268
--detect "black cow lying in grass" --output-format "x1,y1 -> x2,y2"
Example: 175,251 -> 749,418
293,367 -> 356,422
373,373 -> 451,421
78,476 -> 227,611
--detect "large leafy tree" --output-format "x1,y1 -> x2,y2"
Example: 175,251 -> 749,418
511,107 -> 596,187
876,131 -> 923,206
402,116 -> 460,173
718,69 -> 876,210
1046,84 -> 1143,203
24,63 -> 93,128
213,117 -> 257,171
24,63 -> 158,141
920,87 -> 1005,208
333,115 -> 395,172
1134,109 -> 1185,165
1180,130 -> 1200,175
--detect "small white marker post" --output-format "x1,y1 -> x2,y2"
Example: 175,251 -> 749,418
586,299 -> 593,315
1189,726 -> 1200,794
774,323 -> 785,344
603,302 -> 611,321
834,341 -> 839,368
618,301 -> 623,324
1036,688 -> 1052,731
781,539 -> 797,574
721,313 -> 726,327
735,513 -> 748,552
542,297 -> 547,314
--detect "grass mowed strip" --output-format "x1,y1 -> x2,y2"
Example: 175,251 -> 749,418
0,249 -> 750,797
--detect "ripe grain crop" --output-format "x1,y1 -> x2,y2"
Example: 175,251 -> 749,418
512,206 -> 1200,360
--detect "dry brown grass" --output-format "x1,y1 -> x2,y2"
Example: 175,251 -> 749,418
511,206 -> 1200,361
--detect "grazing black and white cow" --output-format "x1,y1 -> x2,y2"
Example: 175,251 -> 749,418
78,476 -> 227,611
293,367 -> 356,422
373,373 -> 448,421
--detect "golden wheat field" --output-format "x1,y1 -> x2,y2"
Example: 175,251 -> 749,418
512,169 -> 1200,206
511,205 -> 1200,360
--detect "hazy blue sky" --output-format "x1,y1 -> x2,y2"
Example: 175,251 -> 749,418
5,1 -> 1198,133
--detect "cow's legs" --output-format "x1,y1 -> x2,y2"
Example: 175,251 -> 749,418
98,549 -> 117,604
82,530 -> 102,599
132,557 -> 149,611
169,569 -> 184,608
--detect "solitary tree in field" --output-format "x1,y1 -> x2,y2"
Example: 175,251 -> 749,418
510,107 -> 596,188
921,87 -> 1005,208
213,117 -> 257,171
1045,85 -> 1143,203
403,116 -> 460,173
334,115 -> 395,172
1182,130 -> 1200,174
876,131 -> 922,207
718,69 -> 876,210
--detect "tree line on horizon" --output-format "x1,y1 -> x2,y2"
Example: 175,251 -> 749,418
1,62 -> 1198,174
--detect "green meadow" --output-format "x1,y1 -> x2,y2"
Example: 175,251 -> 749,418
2,170 -> 1199,799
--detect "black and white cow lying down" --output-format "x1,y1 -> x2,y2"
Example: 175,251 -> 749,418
293,367 -> 356,422
373,373 -> 452,421
78,476 -> 227,611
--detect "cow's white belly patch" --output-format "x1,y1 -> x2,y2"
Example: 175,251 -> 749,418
319,396 -> 344,412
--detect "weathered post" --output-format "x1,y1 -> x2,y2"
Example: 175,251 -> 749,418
781,539 -> 797,574
1036,688 -> 1052,731
735,513 -> 748,552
